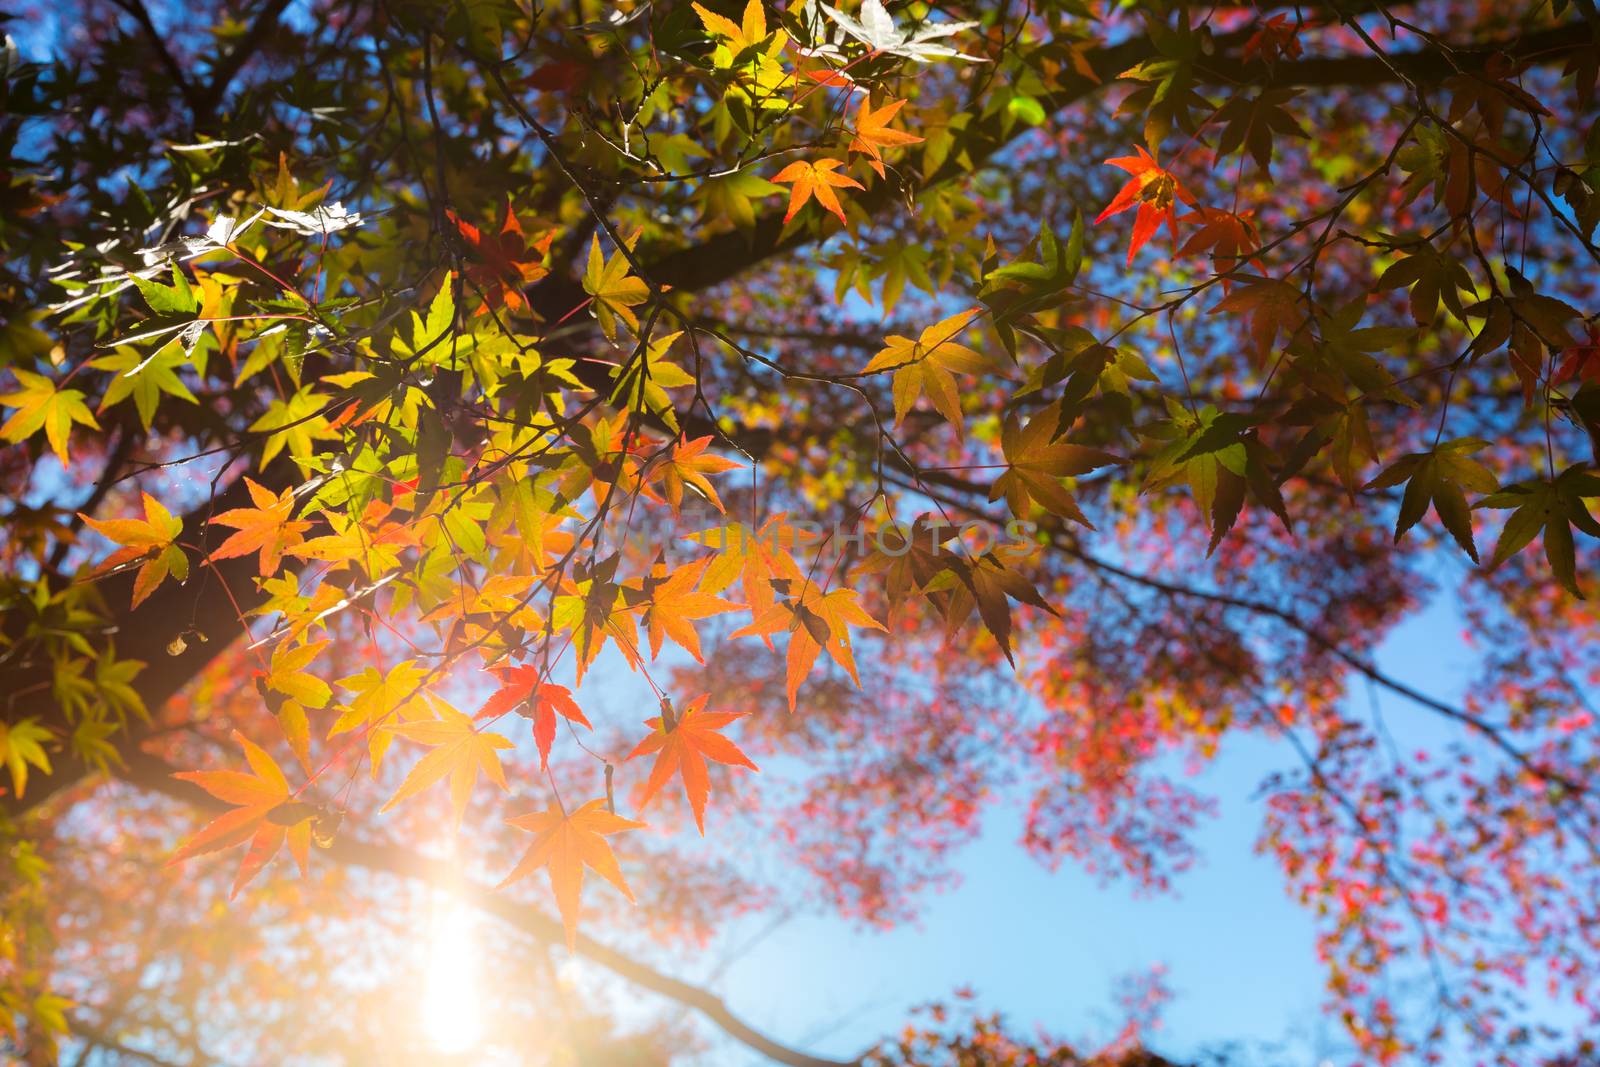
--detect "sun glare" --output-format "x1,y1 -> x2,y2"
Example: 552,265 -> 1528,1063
423,899 -> 484,1055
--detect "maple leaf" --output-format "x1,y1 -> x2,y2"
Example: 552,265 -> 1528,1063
79,491 -> 187,608
583,232 -> 651,341
1093,147 -> 1195,265
861,307 -> 993,433
1243,13 -> 1303,64
638,435 -> 743,514
943,548 -> 1056,666
692,0 -> 796,108
772,158 -> 863,226
207,477 -> 312,577
447,202 -> 552,316
475,666 -> 591,770
818,0 -> 985,63
1554,324 -> 1600,387
248,387 -> 337,470
1211,89 -> 1308,174
0,718 -> 53,799
89,343 -> 199,430
170,730 -> 312,897
625,695 -> 758,834
380,701 -> 512,823
258,638 -> 330,772
682,514 -> 807,619
991,402 -> 1120,525
1478,466 -> 1600,598
640,556 -> 735,663
693,0 -> 780,55
331,661 -> 432,771
1365,438 -> 1499,562
849,96 -> 924,178
263,639 -> 333,710
1,369 -> 101,465
497,798 -> 645,949
1210,275 -> 1307,365
731,585 -> 886,710
1179,207 -> 1263,281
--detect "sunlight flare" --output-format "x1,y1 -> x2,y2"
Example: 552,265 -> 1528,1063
423,900 -> 483,1054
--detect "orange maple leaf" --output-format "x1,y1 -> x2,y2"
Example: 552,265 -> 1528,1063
1093,147 -> 1195,265
170,730 -> 311,897
682,513 -> 807,622
79,491 -> 186,608
731,584 -> 886,710
637,435 -> 743,515
447,200 -> 554,316
772,158 -> 864,226
497,798 -> 644,949
848,96 -> 924,178
625,695 -> 758,834
640,557 -> 735,663
207,477 -> 312,577
475,666 -> 592,770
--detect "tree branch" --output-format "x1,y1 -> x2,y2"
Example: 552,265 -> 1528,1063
116,751 -> 862,1067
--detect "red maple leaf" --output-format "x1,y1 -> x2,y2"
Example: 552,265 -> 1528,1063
446,201 -> 554,316
476,665 -> 592,769
1093,147 -> 1195,265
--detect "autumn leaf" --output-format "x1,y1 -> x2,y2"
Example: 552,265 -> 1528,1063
772,158 -> 863,226
693,0 -> 794,105
638,435 -> 743,514
583,232 -> 650,341
476,666 -> 591,770
263,639 -> 333,710
380,701 -> 511,822
849,96 -> 924,178
731,584 -> 886,710
79,492 -> 187,608
693,0 -> 779,55
640,556 -> 735,663
248,387 -> 337,470
1179,207 -> 1263,280
1210,275 -> 1307,365
991,401 -> 1120,525
207,477 -> 313,577
170,730 -> 311,897
861,307 -> 993,433
682,514 -> 806,619
447,201 -> 553,316
944,549 -> 1056,665
1,369 -> 100,465
331,661 -> 432,772
1093,147 -> 1195,264
497,798 -> 645,949
89,343 -> 199,430
625,695 -> 757,834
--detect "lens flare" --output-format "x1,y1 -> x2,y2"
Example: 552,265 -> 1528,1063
423,900 -> 483,1054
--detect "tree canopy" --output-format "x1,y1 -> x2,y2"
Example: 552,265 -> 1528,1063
3,0 -> 1600,1062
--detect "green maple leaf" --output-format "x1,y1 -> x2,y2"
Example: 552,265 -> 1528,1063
1478,466 -> 1600,597
0,717 -> 54,798
1366,437 -> 1498,561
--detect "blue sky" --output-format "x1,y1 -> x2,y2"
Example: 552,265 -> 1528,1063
536,592 -> 1483,1066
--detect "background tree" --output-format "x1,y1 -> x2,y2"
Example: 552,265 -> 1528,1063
2,0 -> 1600,1063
